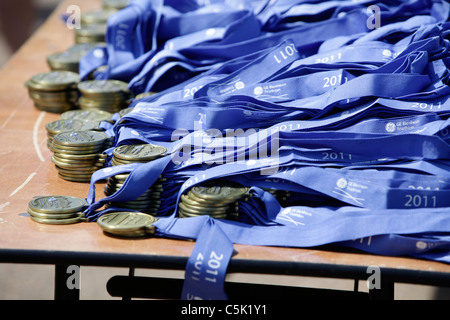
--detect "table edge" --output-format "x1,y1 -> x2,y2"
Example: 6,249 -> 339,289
1,248 -> 449,287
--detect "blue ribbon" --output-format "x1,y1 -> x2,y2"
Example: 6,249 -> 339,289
74,0 -> 450,300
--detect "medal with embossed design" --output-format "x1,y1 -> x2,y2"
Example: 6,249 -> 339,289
60,109 -> 113,123
178,181 -> 249,220
97,211 -> 157,237
104,144 -> 168,214
77,80 -> 132,113
74,23 -> 107,43
47,51 -> 83,73
25,71 -> 80,113
27,195 -> 88,224
190,182 -> 249,202
112,144 -> 168,163
46,43 -> 106,73
45,119 -> 101,149
102,0 -> 129,10
52,130 -> 110,148
50,130 -> 112,182
81,8 -> 118,26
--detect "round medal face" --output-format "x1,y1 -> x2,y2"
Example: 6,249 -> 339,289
47,51 -> 82,65
97,211 -> 157,237
102,0 -> 129,10
112,144 -> 168,161
28,195 -> 88,214
46,119 -> 99,134
52,130 -> 108,147
81,8 -> 117,24
190,182 -> 249,201
78,79 -> 129,94
75,23 -> 107,37
60,109 -> 113,122
181,194 -> 233,209
67,42 -> 106,54
26,71 -> 80,90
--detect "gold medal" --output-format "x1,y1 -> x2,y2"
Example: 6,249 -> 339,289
102,0 -> 129,10
81,8 -> 117,25
60,109 -> 113,122
112,144 -> 168,162
30,213 -> 87,225
77,79 -> 131,113
28,207 -> 85,220
25,71 -> 80,113
74,24 -> 107,43
190,183 -> 249,202
26,71 -> 80,91
178,181 -> 248,220
97,211 -> 157,237
49,130 -> 110,182
28,195 -> 88,214
52,130 -> 109,147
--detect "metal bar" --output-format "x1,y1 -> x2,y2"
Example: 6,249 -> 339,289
54,264 -> 80,300
369,278 -> 395,300
1,248 -> 449,288
121,267 -> 136,301
106,275 -> 370,300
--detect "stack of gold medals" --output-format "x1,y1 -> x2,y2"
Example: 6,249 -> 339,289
59,109 -> 113,123
104,144 -> 168,215
72,1 -> 126,43
45,119 -> 101,149
25,71 -> 80,113
74,7 -> 115,44
47,42 -> 106,73
178,181 -> 249,221
97,211 -> 158,238
50,130 -> 113,182
102,0 -> 130,10
77,80 -> 131,113
81,8 -> 118,26
75,21 -> 107,43
27,195 -> 88,225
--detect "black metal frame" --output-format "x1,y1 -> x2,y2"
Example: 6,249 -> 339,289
1,247 -> 450,300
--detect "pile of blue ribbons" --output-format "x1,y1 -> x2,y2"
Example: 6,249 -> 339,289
80,0 -> 450,299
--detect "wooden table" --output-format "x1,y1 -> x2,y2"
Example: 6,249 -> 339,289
1,0 -> 449,301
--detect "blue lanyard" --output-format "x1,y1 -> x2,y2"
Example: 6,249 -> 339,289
181,217 -> 233,300
76,0 -> 450,300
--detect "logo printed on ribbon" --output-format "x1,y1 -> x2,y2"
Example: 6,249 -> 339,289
385,122 -> 397,133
